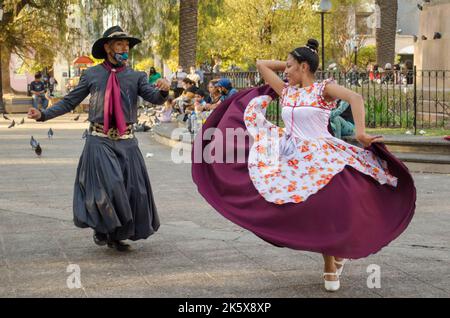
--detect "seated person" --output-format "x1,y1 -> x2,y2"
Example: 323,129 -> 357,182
30,73 -> 49,110
330,100 -> 355,139
187,99 -> 208,135
174,85 -> 197,114
193,89 -> 207,111
204,79 -> 222,111
215,78 -> 238,102
157,96 -> 174,123
182,77 -> 195,92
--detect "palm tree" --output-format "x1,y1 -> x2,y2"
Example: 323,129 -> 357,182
375,0 -> 398,67
178,0 -> 199,70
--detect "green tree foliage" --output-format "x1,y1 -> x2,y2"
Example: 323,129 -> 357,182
195,0 -> 369,71
0,0 -> 69,95
0,0 -> 69,70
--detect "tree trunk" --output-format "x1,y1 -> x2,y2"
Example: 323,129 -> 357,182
0,44 -> 4,113
1,47 -> 12,94
178,0 -> 199,70
375,0 -> 398,67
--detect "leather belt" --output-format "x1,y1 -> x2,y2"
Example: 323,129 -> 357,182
89,123 -> 134,141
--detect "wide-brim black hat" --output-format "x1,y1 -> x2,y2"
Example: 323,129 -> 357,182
92,26 -> 142,59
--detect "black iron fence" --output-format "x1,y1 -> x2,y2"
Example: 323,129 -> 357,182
203,69 -> 450,131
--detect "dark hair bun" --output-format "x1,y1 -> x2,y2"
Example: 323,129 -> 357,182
306,39 -> 319,53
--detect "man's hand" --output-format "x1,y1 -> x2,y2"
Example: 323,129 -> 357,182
155,79 -> 170,92
28,108 -> 42,121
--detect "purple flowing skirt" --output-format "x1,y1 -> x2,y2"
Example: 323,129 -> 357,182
192,85 -> 416,259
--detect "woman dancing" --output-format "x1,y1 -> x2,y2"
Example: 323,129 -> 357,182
192,39 -> 416,292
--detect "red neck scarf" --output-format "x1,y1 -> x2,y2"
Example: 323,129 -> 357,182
102,61 -> 127,136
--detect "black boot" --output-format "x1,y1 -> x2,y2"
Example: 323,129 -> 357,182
93,232 -> 108,246
107,240 -> 131,252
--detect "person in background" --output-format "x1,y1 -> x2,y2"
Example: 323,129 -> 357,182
382,63 -> 394,84
196,65 -> 205,86
48,74 -> 58,97
393,64 -> 402,84
404,60 -> 414,85
176,85 -> 197,114
216,78 -> 238,102
193,89 -> 207,111
170,66 -> 188,98
348,64 -> 360,87
148,67 -> 162,86
30,73 -> 49,110
369,64 -> 381,82
195,89 -> 213,125
213,58 -> 222,74
187,89 -> 208,135
158,96 -> 174,123
187,66 -> 201,87
204,79 -> 222,111
330,100 -> 355,139
182,77 -> 196,92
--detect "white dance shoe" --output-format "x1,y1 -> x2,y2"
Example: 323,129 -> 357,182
323,272 -> 340,292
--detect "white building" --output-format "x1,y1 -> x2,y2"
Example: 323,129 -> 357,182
349,0 -> 420,63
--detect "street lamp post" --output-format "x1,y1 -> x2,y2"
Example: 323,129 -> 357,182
317,0 -> 332,74
320,11 -> 325,71
0,6 -> 5,114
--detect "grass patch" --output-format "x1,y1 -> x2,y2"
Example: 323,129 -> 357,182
366,128 -> 450,136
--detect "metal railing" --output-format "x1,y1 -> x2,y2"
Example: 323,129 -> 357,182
203,69 -> 450,131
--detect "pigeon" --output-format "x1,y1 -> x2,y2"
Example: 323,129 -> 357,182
48,128 -> 54,139
30,136 -> 39,150
74,114 -> 80,121
82,129 -> 88,139
2,113 -> 11,121
19,118 -> 25,125
419,130 -> 426,135
143,124 -> 151,132
8,120 -> 15,129
35,144 -> 42,156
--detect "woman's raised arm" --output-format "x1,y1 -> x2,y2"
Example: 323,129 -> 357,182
256,60 -> 286,96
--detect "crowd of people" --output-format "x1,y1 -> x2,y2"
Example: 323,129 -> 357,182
147,64 -> 356,140
363,61 -> 414,85
135,57 -> 420,140
149,65 -> 238,135
341,61 -> 414,87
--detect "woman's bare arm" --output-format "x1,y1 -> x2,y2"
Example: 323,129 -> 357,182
256,60 -> 286,96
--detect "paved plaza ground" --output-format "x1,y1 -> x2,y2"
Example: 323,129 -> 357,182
0,114 -> 449,298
